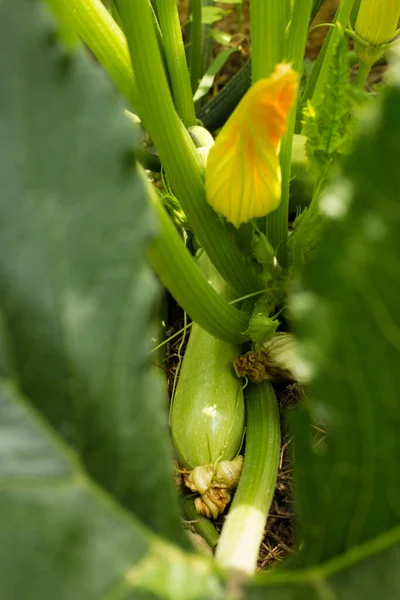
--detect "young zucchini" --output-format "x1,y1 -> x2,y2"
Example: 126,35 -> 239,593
170,253 -> 245,518
171,323 -> 244,469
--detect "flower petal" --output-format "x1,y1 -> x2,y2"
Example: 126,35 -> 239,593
205,63 -> 298,227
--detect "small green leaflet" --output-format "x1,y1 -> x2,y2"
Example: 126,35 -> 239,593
199,7 -> 231,25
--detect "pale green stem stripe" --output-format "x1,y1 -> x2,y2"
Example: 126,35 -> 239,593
215,381 -> 281,575
265,0 -> 314,267
156,0 -> 196,127
116,0 -> 261,297
46,0 -> 140,110
250,0 -> 286,82
145,178 -> 251,344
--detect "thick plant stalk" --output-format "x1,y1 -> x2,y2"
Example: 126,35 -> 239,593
215,381 -> 281,575
188,0 -> 203,93
116,0 -> 261,297
46,0 -> 139,109
354,60 -> 372,88
265,0 -> 314,267
156,0 -> 196,127
250,0 -> 286,82
145,176 -> 252,343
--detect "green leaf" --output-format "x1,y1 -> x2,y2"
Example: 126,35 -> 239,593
0,380 -> 222,600
193,48 -> 238,103
210,29 -> 232,45
246,51 -> 400,596
302,37 -> 354,179
199,7 -> 231,25
0,0 -> 185,547
289,38 -> 354,271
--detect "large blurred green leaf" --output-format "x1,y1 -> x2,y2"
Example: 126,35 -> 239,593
0,0 -> 186,547
246,51 -> 400,597
0,380 -> 222,600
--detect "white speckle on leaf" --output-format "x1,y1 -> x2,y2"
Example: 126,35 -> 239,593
289,291 -> 318,318
292,354 -> 316,383
320,180 -> 353,220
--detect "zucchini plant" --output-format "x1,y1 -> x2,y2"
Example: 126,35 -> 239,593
1,0 -> 400,598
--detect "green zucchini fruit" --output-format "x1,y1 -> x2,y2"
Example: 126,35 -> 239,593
171,323 -> 244,469
170,253 -> 245,518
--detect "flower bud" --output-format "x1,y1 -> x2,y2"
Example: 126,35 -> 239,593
355,0 -> 400,46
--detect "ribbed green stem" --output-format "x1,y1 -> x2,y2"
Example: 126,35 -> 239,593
310,0 -> 355,107
116,0 -> 260,297
111,0 -> 164,55
265,0 -> 314,268
354,59 -> 372,89
156,0 -> 196,127
145,178 -> 251,343
188,0 -> 203,93
46,1 -> 81,47
250,0 -> 286,81
46,0 -> 139,110
215,381 -> 281,575
182,496 -> 219,550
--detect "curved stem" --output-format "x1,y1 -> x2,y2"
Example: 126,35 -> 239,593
145,175 -> 252,344
116,0 -> 261,297
46,0 -> 139,109
215,381 -> 281,575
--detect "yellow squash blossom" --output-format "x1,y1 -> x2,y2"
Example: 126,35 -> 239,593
205,63 -> 298,228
